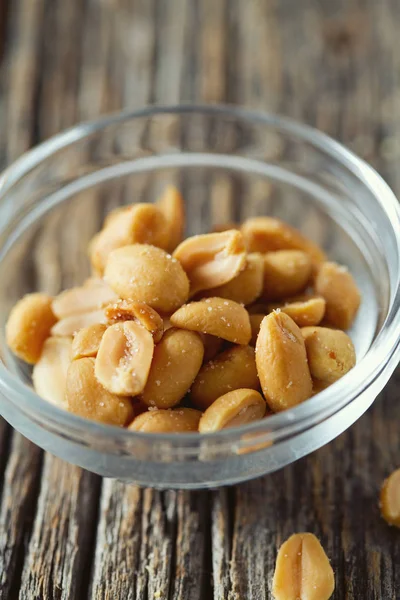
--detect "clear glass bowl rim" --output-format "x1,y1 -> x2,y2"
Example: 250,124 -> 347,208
0,103 -> 400,448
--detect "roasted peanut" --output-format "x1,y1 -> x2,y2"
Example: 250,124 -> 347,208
65,357 -> 134,426
140,329 -> 204,409
71,323 -> 107,360
129,407 -> 201,433
173,230 -> 246,296
256,312 -> 313,411
212,222 -> 239,233
202,253 -> 264,305
301,326 -> 356,384
315,262 -> 361,329
262,250 -> 312,301
269,296 -> 326,327
191,345 -> 259,410
170,297 -> 251,344
32,337 -> 72,407
104,244 -> 189,313
52,280 -> 118,319
95,321 -> 154,396
89,203 -> 169,275
157,185 -> 185,252
200,333 -> 224,362
241,216 -> 326,263
272,532 -> 335,600
249,313 -> 264,346
105,299 -> 164,342
198,389 -> 266,433
51,309 -> 107,337
380,468 -> 400,527
6,293 -> 57,364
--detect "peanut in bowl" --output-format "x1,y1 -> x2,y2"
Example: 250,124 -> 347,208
0,105 -> 399,489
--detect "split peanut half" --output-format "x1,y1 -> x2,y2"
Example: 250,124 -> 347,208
198,389 -> 266,433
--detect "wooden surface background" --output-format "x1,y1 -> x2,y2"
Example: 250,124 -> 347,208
0,0 -> 399,598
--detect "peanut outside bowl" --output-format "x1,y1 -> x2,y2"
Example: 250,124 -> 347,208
0,105 -> 399,489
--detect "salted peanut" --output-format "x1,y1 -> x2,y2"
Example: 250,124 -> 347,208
212,222 -> 239,233
173,230 -> 246,296
315,262 -> 361,329
241,216 -> 326,263
157,185 -> 185,252
256,312 -> 312,412
269,296 -> 326,327
302,326 -> 356,384
65,357 -> 133,426
201,333 -> 224,362
105,300 -> 164,342
129,407 -> 201,433
272,532 -> 335,600
6,293 -> 57,364
191,345 -> 259,410
202,253 -> 264,305
51,309 -> 107,337
380,468 -> 400,527
199,389 -> 266,433
95,321 -> 154,396
89,203 -> 169,275
170,298 -> 251,344
32,337 -> 72,408
140,329 -> 204,408
250,314 -> 264,346
104,244 -> 189,314
262,250 -> 312,301
71,323 -> 107,360
52,281 -> 118,319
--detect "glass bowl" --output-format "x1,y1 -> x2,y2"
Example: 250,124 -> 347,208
0,105 -> 399,490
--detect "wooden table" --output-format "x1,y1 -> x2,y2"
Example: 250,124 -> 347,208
0,1 -> 399,598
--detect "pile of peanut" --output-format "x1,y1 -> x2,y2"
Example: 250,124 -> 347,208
6,185 -> 361,434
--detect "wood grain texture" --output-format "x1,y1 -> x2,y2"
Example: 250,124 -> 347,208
0,0 -> 398,598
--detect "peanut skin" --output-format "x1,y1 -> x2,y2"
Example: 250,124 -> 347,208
256,312 -> 313,411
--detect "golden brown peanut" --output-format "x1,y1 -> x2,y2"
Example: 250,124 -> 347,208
202,253 -> 264,305
249,314 -> 264,346
301,326 -> 356,384
71,323 -> 107,360
105,300 -> 164,342
157,185 -> 185,252
32,337 -> 72,408
104,244 -> 189,314
173,230 -> 246,296
129,407 -> 201,433
170,298 -> 251,344
241,216 -> 326,263
65,357 -> 133,426
272,532 -> 335,600
6,293 -> 57,364
140,329 -> 204,408
198,389 -> 266,433
51,309 -> 107,337
201,333 -> 224,362
380,468 -> 400,527
191,345 -> 259,410
269,296 -> 326,327
52,281 -> 118,319
95,321 -> 154,396
89,203 -> 169,275
262,250 -> 312,301
256,312 -> 313,411
315,261 -> 361,329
